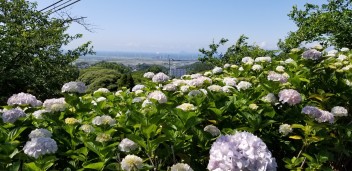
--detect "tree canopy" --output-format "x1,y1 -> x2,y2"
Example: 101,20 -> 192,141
0,0 -> 93,103
278,0 -> 352,51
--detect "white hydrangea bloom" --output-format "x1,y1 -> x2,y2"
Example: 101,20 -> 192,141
290,48 -> 301,53
342,64 -> 352,71
331,106 -> 348,117
223,77 -> 237,87
134,90 -> 144,95
132,84 -> 145,92
96,133 -> 111,143
337,55 -> 347,61
190,73 -> 202,79
163,83 -> 177,91
284,58 -> 294,64
94,88 -> 110,94
32,109 -> 47,119
121,155 -> 143,171
176,103 -> 196,112
212,67 -> 223,74
43,98 -> 67,112
251,64 -> 263,71
236,81 -> 252,91
208,85 -> 223,92
2,108 -> 26,123
61,81 -> 86,93
231,64 -> 238,69
204,125 -> 221,136
170,163 -> 193,171
142,99 -> 153,108
327,50 -> 338,57
92,115 -> 116,126
143,72 -> 155,79
23,137 -> 58,159
180,85 -> 190,93
313,44 -> 323,50
80,124 -> 95,133
7,92 -> 39,107
302,49 -> 322,60
207,132 -> 277,171
148,91 -> 167,103
28,129 -> 52,139
119,138 -> 139,152
65,117 -> 80,125
172,79 -> 186,86
242,57 -> 254,65
115,90 -> 123,96
255,56 -> 272,63
96,97 -> 106,102
249,103 -> 258,110
132,97 -> 144,103
278,89 -> 302,106
238,66 -> 244,71
341,47 -> 349,52
262,93 -> 278,105
267,71 -> 289,83
345,79 -> 352,86
275,66 -> 285,72
279,124 -> 292,136
222,86 -> 234,93
224,63 -> 231,68
152,72 -> 170,83
200,89 -> 208,95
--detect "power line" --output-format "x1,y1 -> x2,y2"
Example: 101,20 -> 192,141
44,0 -> 74,13
49,0 -> 81,14
39,0 -> 65,12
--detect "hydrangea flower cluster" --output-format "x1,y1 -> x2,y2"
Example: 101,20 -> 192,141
121,155 -> 143,171
163,83 -> 177,91
61,81 -> 86,93
208,132 -> 277,171
176,103 -> 196,112
43,98 -> 67,112
23,129 -> 57,159
204,125 -> 221,136
236,81 -> 252,91
2,108 -> 26,123
7,92 -> 41,107
279,124 -> 292,136
302,106 -> 334,123
119,138 -> 139,152
223,77 -> 237,87
242,57 -> 254,65
32,109 -> 47,119
207,85 -> 223,92
251,64 -> 263,71
148,91 -> 167,103
331,106 -> 348,117
255,56 -> 272,63
170,163 -> 193,171
152,72 -> 170,83
143,72 -> 155,79
262,93 -> 278,105
80,124 -> 95,133
302,49 -> 322,60
132,84 -> 145,92
267,71 -> 289,83
212,66 -> 223,74
92,115 -> 116,126
278,89 -> 301,106
94,88 -> 110,94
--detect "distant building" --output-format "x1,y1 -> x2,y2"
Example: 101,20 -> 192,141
170,68 -> 187,77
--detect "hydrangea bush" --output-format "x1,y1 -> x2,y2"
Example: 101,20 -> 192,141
1,47 -> 352,170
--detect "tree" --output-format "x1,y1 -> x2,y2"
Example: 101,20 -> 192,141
199,35 -> 276,65
0,0 -> 93,103
278,0 -> 352,52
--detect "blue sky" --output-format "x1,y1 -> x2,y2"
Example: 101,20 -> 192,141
31,0 -> 324,53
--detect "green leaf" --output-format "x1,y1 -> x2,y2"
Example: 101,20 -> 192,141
127,134 -> 146,148
23,162 -> 41,171
7,161 -> 20,171
84,162 -> 105,170
289,135 -> 302,140
142,124 -> 157,139
7,127 -> 27,141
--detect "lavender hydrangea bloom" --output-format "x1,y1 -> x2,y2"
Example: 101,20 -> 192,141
302,49 -> 322,60
132,84 -> 145,92
267,71 -> 288,83
7,92 -> 40,107
29,128 -> 52,139
315,110 -> 334,123
2,108 -> 26,123
208,132 -> 277,171
61,81 -> 86,93
278,89 -> 301,106
302,106 -> 322,118
23,137 -> 58,159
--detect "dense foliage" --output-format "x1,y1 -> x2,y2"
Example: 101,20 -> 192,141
0,0 -> 93,104
278,0 -> 352,51
1,46 -> 352,170
78,62 -> 134,92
